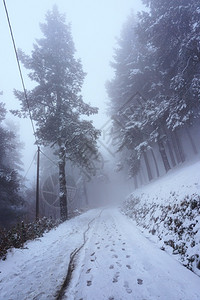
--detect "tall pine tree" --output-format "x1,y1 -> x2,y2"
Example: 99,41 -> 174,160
13,7 -> 100,221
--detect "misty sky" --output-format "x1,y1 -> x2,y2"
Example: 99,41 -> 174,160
0,0 -> 144,179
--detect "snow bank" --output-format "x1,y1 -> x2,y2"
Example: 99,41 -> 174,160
0,209 -> 100,300
122,161 -> 200,275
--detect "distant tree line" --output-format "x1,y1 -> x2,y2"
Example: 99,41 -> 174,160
0,100 -> 25,227
107,0 -> 200,187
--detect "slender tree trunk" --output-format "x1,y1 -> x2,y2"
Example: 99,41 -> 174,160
58,143 -> 68,221
171,131 -> 181,164
138,169 -> 143,186
162,127 -> 176,167
174,129 -> 185,163
83,179 -> 89,206
134,175 -> 138,189
158,140 -> 171,172
167,139 -> 176,167
143,151 -> 153,181
150,148 -> 160,178
185,127 -> 198,155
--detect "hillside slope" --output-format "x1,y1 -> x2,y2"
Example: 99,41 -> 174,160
122,160 -> 200,275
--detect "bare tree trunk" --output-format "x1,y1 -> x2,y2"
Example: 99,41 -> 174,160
58,143 -> 68,221
171,131 -> 181,164
162,127 -> 176,167
174,129 -> 185,163
150,148 -> 160,178
143,151 -> 153,181
185,127 -> 198,155
167,140 -> 176,167
134,175 -> 138,189
83,179 -> 89,206
138,169 -> 143,186
158,140 -> 171,172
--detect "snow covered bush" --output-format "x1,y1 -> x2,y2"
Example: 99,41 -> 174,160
0,217 -> 60,260
122,193 -> 200,276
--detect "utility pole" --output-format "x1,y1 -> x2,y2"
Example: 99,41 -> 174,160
36,146 -> 40,220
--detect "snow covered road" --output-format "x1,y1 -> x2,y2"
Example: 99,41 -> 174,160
1,208 -> 200,300
66,209 -> 200,300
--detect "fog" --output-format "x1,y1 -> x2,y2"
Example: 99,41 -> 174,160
2,0 -> 199,219
1,2 -> 200,298
0,0 -> 144,182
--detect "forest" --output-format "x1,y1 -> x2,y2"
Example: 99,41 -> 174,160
107,0 -> 200,188
1,0 -> 200,231
1,1 -> 200,299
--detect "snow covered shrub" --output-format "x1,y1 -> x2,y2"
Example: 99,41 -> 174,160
0,217 -> 60,260
122,196 -> 140,218
122,193 -> 200,276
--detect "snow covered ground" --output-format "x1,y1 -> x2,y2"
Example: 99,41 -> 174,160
130,160 -> 200,205
122,160 -> 200,275
0,210 -> 100,300
1,207 -> 200,299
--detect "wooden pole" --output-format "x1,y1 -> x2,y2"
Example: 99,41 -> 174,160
36,146 -> 40,220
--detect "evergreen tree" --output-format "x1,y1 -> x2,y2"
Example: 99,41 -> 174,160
107,1 -> 200,182
139,0 -> 200,130
107,14 -> 155,180
12,7 -> 100,221
0,102 -> 24,227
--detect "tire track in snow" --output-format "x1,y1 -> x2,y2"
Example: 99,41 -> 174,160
55,210 -> 103,300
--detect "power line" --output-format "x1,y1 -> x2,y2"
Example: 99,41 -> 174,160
3,0 -> 37,143
40,149 -> 58,167
3,0 -> 41,220
23,150 -> 37,181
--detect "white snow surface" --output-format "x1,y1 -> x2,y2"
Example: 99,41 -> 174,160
122,160 -> 200,275
0,210 -> 98,300
131,160 -> 200,204
1,208 -> 200,299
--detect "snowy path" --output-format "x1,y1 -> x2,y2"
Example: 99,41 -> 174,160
0,210 -> 101,300
66,209 -> 200,300
1,209 -> 200,300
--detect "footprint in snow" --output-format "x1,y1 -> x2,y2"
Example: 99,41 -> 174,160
112,254 -> 118,258
91,252 -> 95,256
126,255 -> 130,258
122,248 -> 125,251
137,278 -> 143,285
110,249 -> 115,252
86,268 -> 91,274
126,264 -> 131,269
109,265 -> 114,269
116,261 -> 122,267
112,272 -> 120,283
124,281 -> 132,294
105,245 -> 109,248
90,258 -> 95,262
108,297 -> 115,300
87,280 -> 92,286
